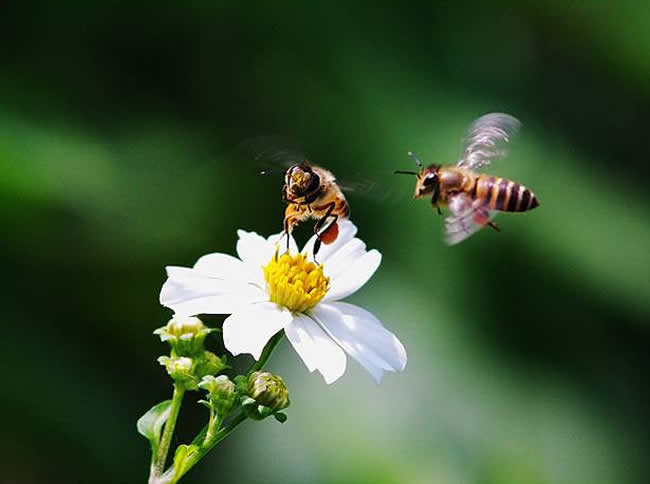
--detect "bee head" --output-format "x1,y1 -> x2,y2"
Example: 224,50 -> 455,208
286,162 -> 319,196
413,167 -> 440,199
394,151 -> 440,200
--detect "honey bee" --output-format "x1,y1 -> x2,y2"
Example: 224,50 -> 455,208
281,161 -> 350,257
395,113 -> 539,244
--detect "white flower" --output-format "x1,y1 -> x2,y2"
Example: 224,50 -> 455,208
159,221 -> 407,384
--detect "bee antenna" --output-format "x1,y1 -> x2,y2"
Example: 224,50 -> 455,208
259,168 -> 281,176
407,151 -> 423,169
394,170 -> 418,175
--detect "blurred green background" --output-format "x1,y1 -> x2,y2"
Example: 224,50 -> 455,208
2,2 -> 649,483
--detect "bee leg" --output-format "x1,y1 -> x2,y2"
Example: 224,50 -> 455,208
312,202 -> 337,262
487,221 -> 501,232
431,197 -> 442,216
313,238 -> 322,262
283,218 -> 291,252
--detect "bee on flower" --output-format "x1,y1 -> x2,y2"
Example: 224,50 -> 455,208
159,221 -> 407,384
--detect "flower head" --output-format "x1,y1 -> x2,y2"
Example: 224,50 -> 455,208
248,371 -> 290,411
154,315 -> 214,356
160,221 -> 407,384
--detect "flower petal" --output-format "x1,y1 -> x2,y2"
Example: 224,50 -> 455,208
303,219 -> 358,263
323,249 -> 381,302
236,230 -> 272,270
222,302 -> 293,360
160,266 -> 264,316
285,314 -> 347,384
322,238 -> 367,279
236,229 -> 299,273
310,302 -> 407,383
193,253 -> 249,281
267,231 -> 299,255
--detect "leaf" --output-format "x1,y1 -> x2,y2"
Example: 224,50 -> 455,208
137,400 -> 172,457
274,412 -> 287,423
173,444 -> 200,477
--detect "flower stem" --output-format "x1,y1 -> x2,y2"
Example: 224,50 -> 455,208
151,384 -> 185,481
171,411 -> 248,484
248,330 -> 284,374
163,334 -> 283,483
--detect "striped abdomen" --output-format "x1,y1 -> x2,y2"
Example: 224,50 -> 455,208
473,175 -> 539,212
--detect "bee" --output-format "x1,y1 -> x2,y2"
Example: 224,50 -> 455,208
281,161 -> 350,257
395,113 -> 539,244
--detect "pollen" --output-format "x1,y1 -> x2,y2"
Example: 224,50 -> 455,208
264,252 -> 330,313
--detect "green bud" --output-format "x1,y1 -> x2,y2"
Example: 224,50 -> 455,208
158,356 -> 198,390
158,350 -> 226,391
194,351 -> 227,379
248,371 -> 290,412
199,375 -> 236,417
154,315 -> 216,356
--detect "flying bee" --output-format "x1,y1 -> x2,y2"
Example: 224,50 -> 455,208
280,161 -> 350,257
395,113 -> 539,245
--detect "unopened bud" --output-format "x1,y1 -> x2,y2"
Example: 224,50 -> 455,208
199,375 -> 236,417
194,351 -> 227,379
154,315 -> 215,356
158,356 -> 198,390
248,371 -> 290,412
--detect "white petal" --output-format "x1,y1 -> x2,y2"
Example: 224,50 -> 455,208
285,314 -> 347,384
236,229 -> 299,275
267,231 -> 299,255
311,302 -> 407,383
323,249 -> 381,302
193,253 -> 249,281
302,219 -> 358,263
222,302 -> 293,360
160,266 -> 264,316
236,230 -> 272,270
322,238 -> 367,279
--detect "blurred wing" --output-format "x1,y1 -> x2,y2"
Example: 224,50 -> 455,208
444,193 -> 497,245
337,176 -> 398,203
234,136 -> 310,174
457,113 -> 521,171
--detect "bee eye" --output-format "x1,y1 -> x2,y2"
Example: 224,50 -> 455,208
423,174 -> 437,186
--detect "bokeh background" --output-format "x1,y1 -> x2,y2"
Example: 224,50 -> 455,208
2,2 -> 649,483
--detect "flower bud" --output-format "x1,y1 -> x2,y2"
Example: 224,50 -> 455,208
154,315 -> 215,356
199,375 -> 236,417
248,371 -> 290,412
194,351 -> 227,380
158,355 -> 198,390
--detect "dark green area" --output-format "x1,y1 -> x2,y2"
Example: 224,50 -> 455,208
1,2 -> 649,483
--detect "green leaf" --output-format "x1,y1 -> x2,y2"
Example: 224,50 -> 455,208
173,444 -> 200,477
136,400 -> 172,458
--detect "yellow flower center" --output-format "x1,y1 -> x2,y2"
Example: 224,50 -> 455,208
263,252 -> 329,313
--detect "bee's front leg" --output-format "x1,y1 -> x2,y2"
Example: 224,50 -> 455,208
431,198 -> 442,216
312,202 -> 337,263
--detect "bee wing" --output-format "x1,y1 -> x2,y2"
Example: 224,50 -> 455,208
457,113 -> 521,171
235,136 -> 310,174
444,193 -> 497,245
337,176 -> 400,203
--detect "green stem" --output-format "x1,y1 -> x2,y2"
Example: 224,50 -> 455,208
164,333 -> 284,484
248,330 -> 284,374
152,384 -> 185,480
171,411 -> 248,484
